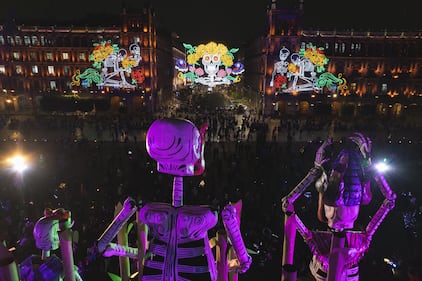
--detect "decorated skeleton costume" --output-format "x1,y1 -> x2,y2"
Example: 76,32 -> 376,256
281,132 -> 396,281
19,208 -> 82,281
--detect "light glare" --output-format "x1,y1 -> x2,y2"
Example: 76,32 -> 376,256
375,159 -> 389,173
7,155 -> 29,173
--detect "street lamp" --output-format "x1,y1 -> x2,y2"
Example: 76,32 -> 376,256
7,155 -> 29,174
4,152 -> 32,206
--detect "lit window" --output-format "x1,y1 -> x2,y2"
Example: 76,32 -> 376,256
15,36 -> 22,45
13,52 -> 20,60
62,52 -> 69,60
46,52 -> 53,60
16,65 -> 23,74
355,43 -> 361,52
340,43 -> 346,53
381,83 -> 388,93
32,36 -> 39,46
0,65 -> 5,74
0,36 -> 4,45
40,36 -> 46,46
24,36 -> 31,46
79,53 -> 86,61
32,65 -> 39,74
133,37 -> 140,44
7,36 -> 14,45
48,65 -> 55,75
50,81 -> 57,90
30,52 -> 37,60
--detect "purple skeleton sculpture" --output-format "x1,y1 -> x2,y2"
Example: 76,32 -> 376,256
281,132 -> 396,281
97,118 -> 251,281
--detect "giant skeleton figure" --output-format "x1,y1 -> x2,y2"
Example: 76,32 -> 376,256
97,118 -> 251,281
281,133 -> 396,281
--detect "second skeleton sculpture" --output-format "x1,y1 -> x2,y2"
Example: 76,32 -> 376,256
97,118 -> 251,281
281,132 -> 396,281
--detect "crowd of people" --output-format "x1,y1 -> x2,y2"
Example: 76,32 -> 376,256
0,107 -> 421,281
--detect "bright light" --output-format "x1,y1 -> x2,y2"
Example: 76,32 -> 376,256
7,155 -> 29,173
375,158 -> 390,173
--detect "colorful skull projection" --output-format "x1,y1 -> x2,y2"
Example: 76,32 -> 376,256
175,41 -> 245,90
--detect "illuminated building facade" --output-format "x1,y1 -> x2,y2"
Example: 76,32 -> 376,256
0,4 -> 173,113
243,1 -> 422,116
0,1 -> 421,117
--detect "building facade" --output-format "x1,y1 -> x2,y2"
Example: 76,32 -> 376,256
0,1 -> 421,118
243,2 -> 422,117
0,4 -> 174,114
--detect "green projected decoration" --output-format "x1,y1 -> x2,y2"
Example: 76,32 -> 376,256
175,41 -> 245,90
269,43 -> 347,94
71,41 -> 144,89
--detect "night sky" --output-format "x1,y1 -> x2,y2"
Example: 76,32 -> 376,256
0,0 -> 420,46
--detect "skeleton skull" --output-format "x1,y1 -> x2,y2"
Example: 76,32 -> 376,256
146,118 -> 206,176
202,53 -> 221,78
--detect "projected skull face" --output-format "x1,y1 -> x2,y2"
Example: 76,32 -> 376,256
33,217 -> 60,251
279,46 -> 290,61
146,118 -> 205,176
202,53 -> 221,78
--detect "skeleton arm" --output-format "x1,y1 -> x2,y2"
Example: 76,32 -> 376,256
97,197 -> 137,253
281,138 -> 332,212
281,166 -> 323,213
221,204 -> 252,273
269,62 -> 279,87
102,242 -> 139,260
294,214 -> 313,247
365,173 -> 396,240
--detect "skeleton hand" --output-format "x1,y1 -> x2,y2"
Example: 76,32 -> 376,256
314,138 -> 332,168
281,196 -> 294,214
228,254 -> 252,273
348,132 -> 372,159
44,208 -> 73,230
315,171 -> 328,193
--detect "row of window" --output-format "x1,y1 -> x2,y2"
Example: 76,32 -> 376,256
1,34 -> 44,46
9,51 -> 87,61
2,35 -> 144,63
0,34 -> 116,47
0,34 -> 143,47
0,65 -> 71,75
306,40 -> 419,57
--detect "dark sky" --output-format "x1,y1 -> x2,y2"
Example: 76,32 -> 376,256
0,0 -> 419,47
